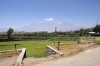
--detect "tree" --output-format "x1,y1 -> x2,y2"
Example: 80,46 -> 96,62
7,28 -> 14,38
93,24 -> 100,33
79,28 -> 83,36
69,30 -> 73,37
84,29 -> 90,36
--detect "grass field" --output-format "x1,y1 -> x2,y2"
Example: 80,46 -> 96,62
0,40 -> 77,58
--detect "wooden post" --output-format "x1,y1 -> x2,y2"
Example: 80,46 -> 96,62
94,33 -> 95,45
13,44 -> 21,51
14,44 -> 16,51
54,40 -> 55,46
58,42 -> 60,50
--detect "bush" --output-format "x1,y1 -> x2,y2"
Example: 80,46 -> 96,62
0,38 -> 14,42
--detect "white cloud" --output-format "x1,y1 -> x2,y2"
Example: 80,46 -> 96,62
57,22 -> 63,24
45,18 -> 54,21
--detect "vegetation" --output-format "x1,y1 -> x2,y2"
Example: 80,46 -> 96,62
1,24 -> 100,39
7,28 -> 14,38
79,28 -> 83,36
0,27 -> 95,39
93,24 -> 100,33
0,22 -> 100,59
0,24 -> 100,58
0,40 -> 77,57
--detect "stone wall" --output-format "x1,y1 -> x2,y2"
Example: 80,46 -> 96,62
46,45 -> 63,56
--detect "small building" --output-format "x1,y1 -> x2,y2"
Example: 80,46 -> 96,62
89,32 -> 95,36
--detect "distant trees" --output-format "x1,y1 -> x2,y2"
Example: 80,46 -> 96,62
5,26 -> 100,39
69,30 -> 73,37
83,29 -> 89,36
7,28 -> 14,38
93,24 -> 100,33
79,28 -> 83,36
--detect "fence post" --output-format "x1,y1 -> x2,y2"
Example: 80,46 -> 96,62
54,40 -> 55,46
58,42 -> 60,50
14,44 -> 16,51
94,34 -> 95,45
14,44 -> 21,51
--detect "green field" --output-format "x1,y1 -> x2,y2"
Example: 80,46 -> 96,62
0,40 -> 77,58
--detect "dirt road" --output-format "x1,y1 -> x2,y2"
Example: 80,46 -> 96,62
35,45 -> 100,66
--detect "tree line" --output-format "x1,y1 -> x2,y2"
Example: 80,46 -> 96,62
1,24 -> 100,39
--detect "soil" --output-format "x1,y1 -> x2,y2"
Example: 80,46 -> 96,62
22,43 -> 95,66
0,50 -> 21,66
50,43 -> 94,56
0,50 -> 21,59
34,45 -> 100,66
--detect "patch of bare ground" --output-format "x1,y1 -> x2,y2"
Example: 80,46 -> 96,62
50,43 -> 94,56
0,50 -> 21,59
0,50 -> 21,66
34,45 -> 100,66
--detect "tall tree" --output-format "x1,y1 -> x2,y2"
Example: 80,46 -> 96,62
7,28 -> 14,38
79,28 -> 83,36
93,24 -> 100,33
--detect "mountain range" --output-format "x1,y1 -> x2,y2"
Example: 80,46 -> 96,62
0,22 -> 83,32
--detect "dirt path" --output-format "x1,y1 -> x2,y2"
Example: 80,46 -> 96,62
0,56 -> 17,66
22,55 -> 62,66
34,45 -> 100,66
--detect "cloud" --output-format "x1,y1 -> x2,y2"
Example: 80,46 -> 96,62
56,22 -> 63,24
45,18 -> 54,21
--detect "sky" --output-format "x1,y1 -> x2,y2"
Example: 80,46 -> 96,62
0,0 -> 100,32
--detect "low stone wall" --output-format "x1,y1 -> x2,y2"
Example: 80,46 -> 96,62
15,48 -> 26,66
46,45 -> 63,56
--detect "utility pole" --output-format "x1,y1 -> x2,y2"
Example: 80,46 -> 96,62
96,16 -> 99,25
94,16 -> 99,45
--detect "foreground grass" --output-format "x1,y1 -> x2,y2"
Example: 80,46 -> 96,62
0,40 -> 77,58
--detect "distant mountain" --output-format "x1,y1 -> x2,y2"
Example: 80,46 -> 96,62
16,22 -> 82,32
0,22 -> 83,32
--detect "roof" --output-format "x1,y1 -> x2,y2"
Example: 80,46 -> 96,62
89,32 -> 95,34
